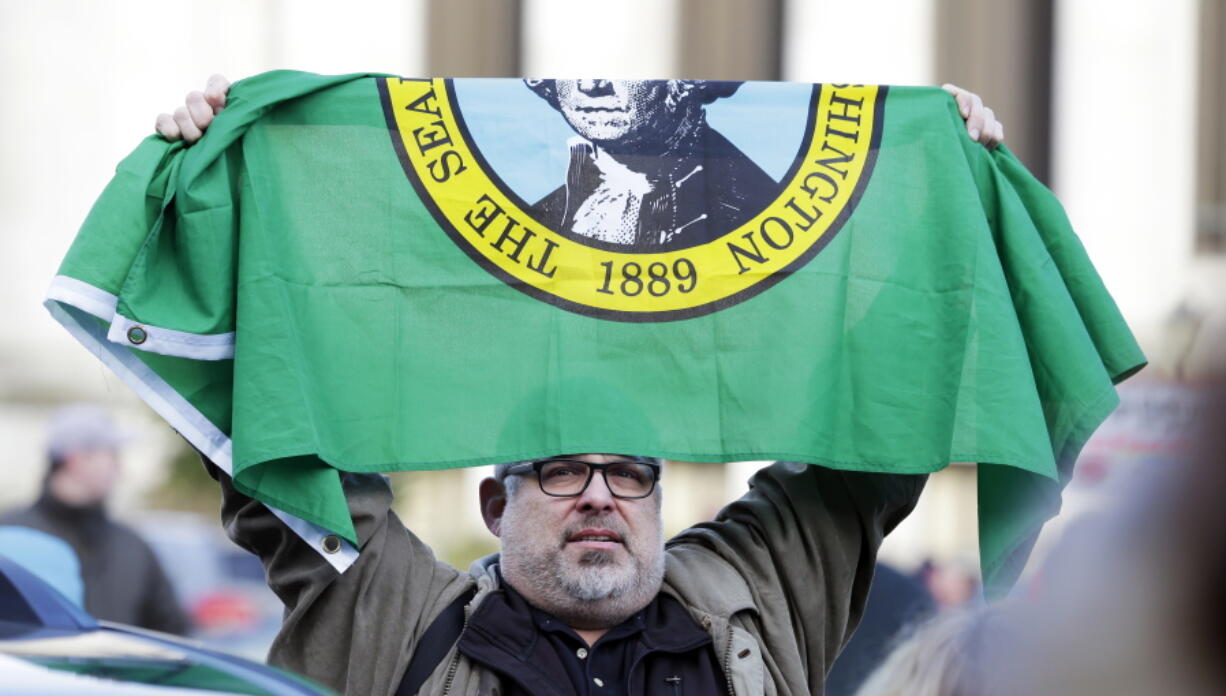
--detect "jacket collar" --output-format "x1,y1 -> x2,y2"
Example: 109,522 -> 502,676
660,549 -> 758,618
34,491 -> 106,530
457,563 -> 712,693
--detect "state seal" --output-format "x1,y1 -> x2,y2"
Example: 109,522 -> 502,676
380,77 -> 884,321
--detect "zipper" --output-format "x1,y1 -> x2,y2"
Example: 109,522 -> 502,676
721,628 -> 736,696
440,606 -> 472,695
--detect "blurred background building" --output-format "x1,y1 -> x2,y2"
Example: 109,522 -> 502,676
0,0 -> 1221,653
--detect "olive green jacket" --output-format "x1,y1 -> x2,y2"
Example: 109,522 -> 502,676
216,463 -> 924,695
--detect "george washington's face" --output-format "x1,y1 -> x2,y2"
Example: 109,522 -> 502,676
553,80 -> 687,151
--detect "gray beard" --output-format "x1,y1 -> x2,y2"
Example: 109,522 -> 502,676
501,515 -> 665,629
562,549 -> 636,601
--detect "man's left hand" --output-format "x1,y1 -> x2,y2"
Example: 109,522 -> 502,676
942,84 -> 1005,149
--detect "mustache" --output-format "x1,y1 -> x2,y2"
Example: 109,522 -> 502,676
559,516 -> 631,550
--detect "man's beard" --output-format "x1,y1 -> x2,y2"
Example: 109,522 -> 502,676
500,511 -> 665,630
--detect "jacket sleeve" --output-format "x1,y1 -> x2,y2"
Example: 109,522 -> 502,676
206,459 -> 471,696
666,462 -> 925,690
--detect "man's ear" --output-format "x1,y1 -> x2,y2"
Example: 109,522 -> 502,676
479,477 -> 507,537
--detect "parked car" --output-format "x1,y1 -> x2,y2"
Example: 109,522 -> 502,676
0,554 -> 332,695
129,511 -> 283,660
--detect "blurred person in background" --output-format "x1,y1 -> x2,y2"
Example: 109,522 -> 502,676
0,404 -> 190,635
826,562 -> 936,696
850,606 -> 1001,696
922,557 -> 981,609
854,384 -> 1226,696
985,381 -> 1226,696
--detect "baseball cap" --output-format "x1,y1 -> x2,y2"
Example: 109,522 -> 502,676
45,404 -> 135,458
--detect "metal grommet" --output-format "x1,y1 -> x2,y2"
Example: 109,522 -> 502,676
321,535 -> 342,554
127,326 -> 148,345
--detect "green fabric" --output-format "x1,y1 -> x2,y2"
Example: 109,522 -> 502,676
51,71 -> 1144,591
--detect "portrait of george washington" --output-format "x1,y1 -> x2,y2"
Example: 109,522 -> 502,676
523,79 -> 780,251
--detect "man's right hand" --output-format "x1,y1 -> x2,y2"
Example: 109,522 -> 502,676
155,74 -> 230,144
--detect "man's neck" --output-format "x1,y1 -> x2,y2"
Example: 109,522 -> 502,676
574,627 -> 607,646
497,573 -> 620,646
593,107 -> 707,170
47,474 -> 104,508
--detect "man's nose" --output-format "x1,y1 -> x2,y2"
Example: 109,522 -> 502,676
576,470 -> 617,511
577,79 -> 614,96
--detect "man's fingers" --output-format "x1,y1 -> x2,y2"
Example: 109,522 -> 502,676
155,112 -> 181,141
965,92 -> 985,142
204,73 -> 229,113
942,83 -> 971,118
943,83 -> 1005,148
981,106 -> 997,145
185,91 -> 215,132
992,122 -> 1005,148
944,82 -> 985,139
157,74 -> 228,146
173,106 -> 203,144
981,107 -> 1005,148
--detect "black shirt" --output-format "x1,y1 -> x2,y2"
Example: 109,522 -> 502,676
458,580 -> 727,695
528,593 -> 648,696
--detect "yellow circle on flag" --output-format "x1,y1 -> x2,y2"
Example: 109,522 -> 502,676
380,78 -> 883,321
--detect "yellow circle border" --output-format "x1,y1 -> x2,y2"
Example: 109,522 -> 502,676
379,78 -> 885,322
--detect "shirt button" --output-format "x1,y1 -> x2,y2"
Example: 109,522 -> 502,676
576,647 -> 588,659
593,677 -> 604,687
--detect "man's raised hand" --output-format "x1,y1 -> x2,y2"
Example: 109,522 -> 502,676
156,74 -> 230,144
942,83 -> 1005,149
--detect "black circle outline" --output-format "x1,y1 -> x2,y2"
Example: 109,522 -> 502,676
377,78 -> 887,323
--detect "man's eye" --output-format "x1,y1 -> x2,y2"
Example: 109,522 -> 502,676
609,466 -> 646,481
543,464 -> 584,479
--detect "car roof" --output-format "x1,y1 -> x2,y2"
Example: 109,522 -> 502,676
0,554 -> 96,631
0,556 -> 332,695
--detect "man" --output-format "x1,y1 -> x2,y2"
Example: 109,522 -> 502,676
0,404 -> 190,634
162,77 -> 1003,695
208,453 -> 923,695
524,79 -> 776,250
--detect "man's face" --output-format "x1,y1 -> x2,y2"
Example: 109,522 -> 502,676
496,453 -> 665,629
62,448 -> 121,505
554,80 -> 680,149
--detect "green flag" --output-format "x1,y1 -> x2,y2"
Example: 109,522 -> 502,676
46,71 -> 1144,590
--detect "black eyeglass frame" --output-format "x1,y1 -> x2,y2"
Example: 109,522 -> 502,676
502,457 -> 661,499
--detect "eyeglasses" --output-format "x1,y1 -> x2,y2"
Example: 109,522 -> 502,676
503,457 -> 660,499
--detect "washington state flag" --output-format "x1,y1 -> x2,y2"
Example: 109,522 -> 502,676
46,71 -> 1144,590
